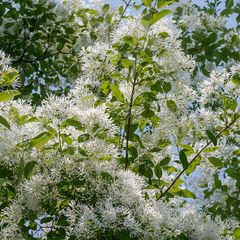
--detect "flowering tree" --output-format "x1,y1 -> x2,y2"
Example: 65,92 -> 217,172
0,0 -> 239,239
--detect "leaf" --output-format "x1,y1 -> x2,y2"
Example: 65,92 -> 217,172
208,157 -> 223,168
175,189 -> 196,199
232,74 -> 240,86
0,115 -> 10,129
226,0 -> 234,9
179,150 -> 189,169
0,90 -> 20,102
206,130 -> 217,146
102,4 -> 110,12
151,10 -> 171,24
121,59 -> 133,68
110,84 -> 125,102
233,227 -> 240,240
159,156 -> 171,166
24,161 -> 37,179
157,0 -> 175,8
0,69 -> 19,87
29,132 -> 52,148
78,134 -> 90,142
141,109 -> 155,118
166,100 -> 177,112
141,9 -> 171,27
154,164 -> 162,178
142,0 -> 152,7
0,166 -> 13,178
41,217 -> 54,224
162,81 -> 171,93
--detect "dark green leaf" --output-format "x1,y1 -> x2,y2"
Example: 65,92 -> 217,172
154,164 -> 162,178
24,161 -> 37,179
0,115 -> 10,129
206,130 -> 217,146
179,150 -> 189,169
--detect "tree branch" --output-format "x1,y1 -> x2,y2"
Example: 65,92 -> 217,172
158,115 -> 239,199
120,0 -> 132,21
125,60 -> 138,170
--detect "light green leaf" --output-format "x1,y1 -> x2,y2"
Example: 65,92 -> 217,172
142,0 -> 152,7
233,227 -> 240,240
232,74 -> 240,86
0,90 -> 20,102
121,59 -> 133,68
110,84 -> 125,102
142,10 -> 171,27
29,132 -> 52,148
175,189 -> 196,199
0,69 -> 19,87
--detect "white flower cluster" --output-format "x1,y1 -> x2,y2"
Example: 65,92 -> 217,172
1,159 -> 231,240
176,0 -> 226,31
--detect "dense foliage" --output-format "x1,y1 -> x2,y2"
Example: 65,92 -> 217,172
0,0 -> 239,239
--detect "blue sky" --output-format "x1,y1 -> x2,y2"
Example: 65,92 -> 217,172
105,0 -> 237,27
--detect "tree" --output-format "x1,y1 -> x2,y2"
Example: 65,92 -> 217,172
0,0 -> 239,239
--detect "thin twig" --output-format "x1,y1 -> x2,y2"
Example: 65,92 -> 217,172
120,0 -> 132,21
158,115 -> 239,199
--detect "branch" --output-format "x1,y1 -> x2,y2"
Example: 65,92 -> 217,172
120,0 -> 132,21
125,60 -> 138,170
158,115 -> 239,199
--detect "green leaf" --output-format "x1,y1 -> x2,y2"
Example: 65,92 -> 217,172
206,130 -> 217,146
0,115 -> 10,129
166,100 -> 177,112
151,10 -> 171,24
29,132 -> 52,148
0,69 -> 19,87
142,0 -> 152,7
179,150 -> 189,169
232,74 -> 240,86
24,161 -> 37,179
175,189 -> 196,199
41,217 -> 54,224
0,90 -> 20,102
159,156 -> 171,166
223,96 -> 237,112
141,109 -> 155,118
154,163 -> 162,178
78,134 -> 90,142
157,0 -> 175,8
17,158 -> 25,179
233,227 -> 240,240
102,4 -> 110,12
226,0 -> 234,9
101,81 -> 110,95
0,166 -> 13,178
208,157 -> 223,168
110,84 -> 125,102
121,59 -> 133,68
141,9 -> 171,27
